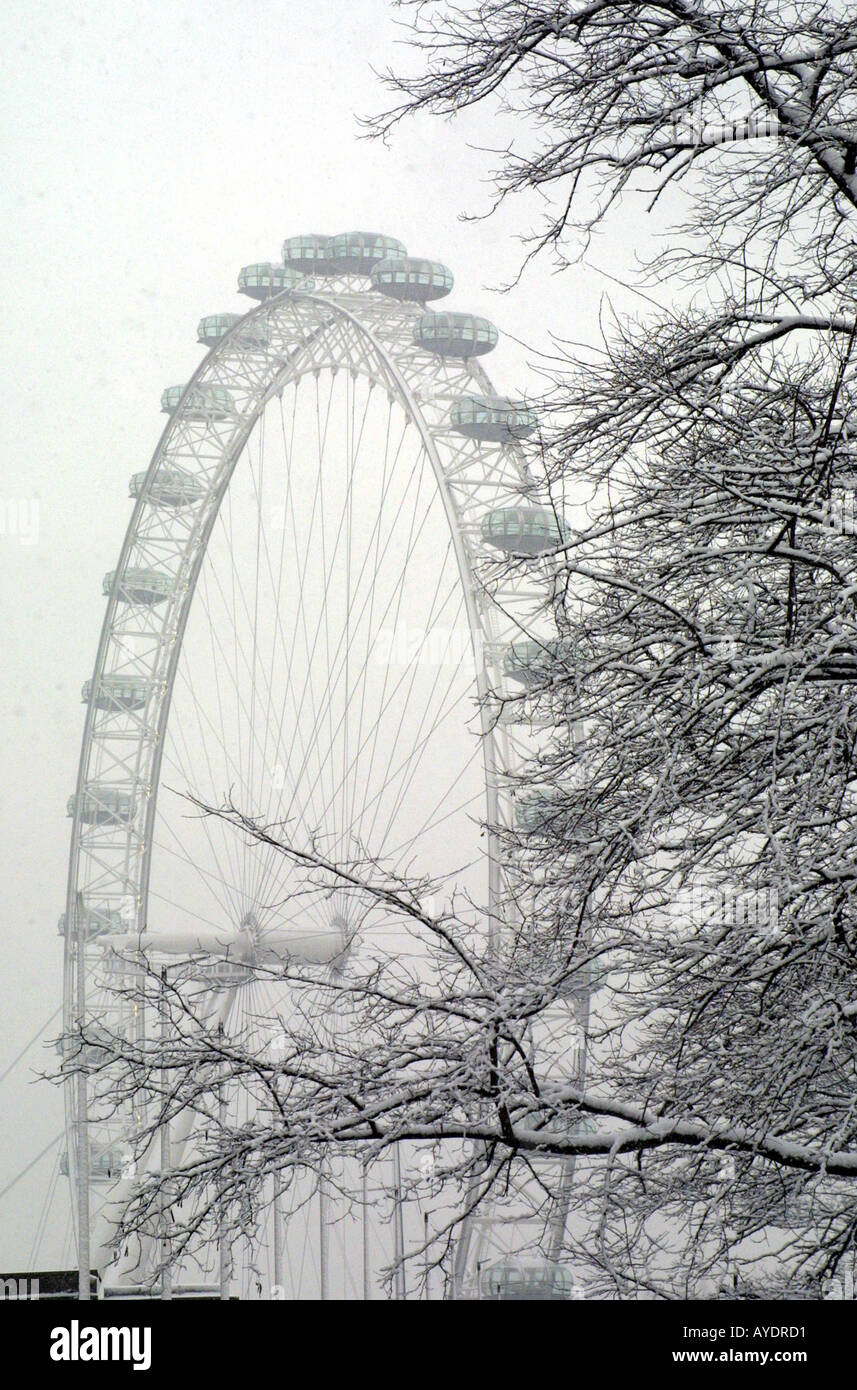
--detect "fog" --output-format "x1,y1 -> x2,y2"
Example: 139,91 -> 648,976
0,0 -> 644,1274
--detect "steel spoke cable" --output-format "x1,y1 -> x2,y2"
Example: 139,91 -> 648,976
234,378 -> 340,911
244,383 -> 340,911
299,367 -> 377,864
246,411 -> 267,901
348,391 -> 397,848
246,384 -> 341,913
316,590 -> 472,865
224,482 -> 245,838
190,558 -> 252,900
383,749 -> 488,866
270,442 -> 422,832
254,387 -> 299,846
244,372 -> 340,851
0,1002 -> 66,1087
277,436 -> 452,848
341,378 -> 407,856
160,670 -> 247,920
163,692 -> 245,911
150,819 -> 247,922
359,563 -> 466,851
146,888 -> 243,938
368,589 -> 478,856
173,539 -> 293,810
281,369 -> 341,838
153,769 -> 244,924
0,1130 -> 64,1205
355,436 -> 442,827
340,367 -> 359,861
332,676 -> 480,857
248,379 -> 419,905
28,1152 -> 61,1268
247,372 -> 405,911
171,517 -> 283,844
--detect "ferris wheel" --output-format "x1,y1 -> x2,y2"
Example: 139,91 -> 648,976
62,230 -> 575,1299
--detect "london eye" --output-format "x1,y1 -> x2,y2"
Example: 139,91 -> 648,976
62,230 -> 577,1299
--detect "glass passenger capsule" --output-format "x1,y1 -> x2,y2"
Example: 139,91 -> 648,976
130,466 -> 206,508
237,322 -> 270,351
515,789 -> 566,835
328,232 -> 408,275
557,958 -> 604,999
237,263 -> 302,300
811,647 -> 857,680
67,786 -> 136,825
281,233 -> 334,275
82,674 -> 152,711
55,1024 -> 115,1068
57,902 -> 125,938
161,383 -> 234,420
520,1106 -> 594,1139
502,637 -> 569,686
414,311 -> 498,358
197,313 -> 242,346
199,313 -> 270,352
190,961 -> 254,988
450,394 -> 536,442
103,568 -> 175,605
59,1141 -> 134,1181
369,256 -> 453,303
831,470 -> 857,491
481,505 -> 565,556
827,414 -> 853,441
478,1256 -> 576,1301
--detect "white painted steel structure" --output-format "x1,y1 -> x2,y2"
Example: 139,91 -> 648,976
63,235 -> 574,1298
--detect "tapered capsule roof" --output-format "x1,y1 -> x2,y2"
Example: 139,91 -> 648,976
327,232 -> 408,274
103,567 -> 175,604
82,674 -> 153,710
502,637 -> 569,685
201,315 -> 270,352
451,394 -> 536,441
57,902 -> 125,938
515,788 -> 566,834
281,234 -> 335,274
479,1256 -> 576,1301
370,256 -> 453,303
481,505 -> 565,556
190,961 -> 254,988
130,466 -> 205,507
67,785 -> 136,824
197,313 -> 243,346
60,1141 -> 133,1179
414,311 -> 498,357
161,383 -> 233,419
238,263 -> 302,299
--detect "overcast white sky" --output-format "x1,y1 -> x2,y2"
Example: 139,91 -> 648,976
0,0 -> 646,1269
